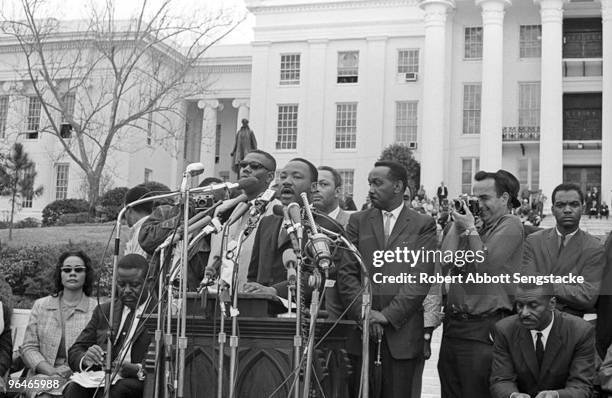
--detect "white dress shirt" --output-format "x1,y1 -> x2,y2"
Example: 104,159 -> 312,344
381,203 -> 404,236
530,311 -> 554,350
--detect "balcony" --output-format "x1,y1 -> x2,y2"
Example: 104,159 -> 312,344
563,58 -> 602,77
502,126 -> 540,142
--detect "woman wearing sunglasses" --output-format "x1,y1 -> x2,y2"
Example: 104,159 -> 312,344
20,250 -> 97,397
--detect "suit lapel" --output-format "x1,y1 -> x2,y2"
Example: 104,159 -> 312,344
369,209 -> 385,249
387,205 -> 411,248
518,326 -> 540,379
546,228 -> 559,261
539,312 -> 563,381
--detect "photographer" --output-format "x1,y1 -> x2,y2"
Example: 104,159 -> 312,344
438,169 -> 524,398
138,177 -> 227,291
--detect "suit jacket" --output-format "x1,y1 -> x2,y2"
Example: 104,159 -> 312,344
0,302 -> 11,377
337,205 -> 437,359
490,310 -> 595,398
437,186 -> 448,199
596,233 -> 612,358
522,228 -> 604,315
21,294 -> 97,373
68,300 -> 153,371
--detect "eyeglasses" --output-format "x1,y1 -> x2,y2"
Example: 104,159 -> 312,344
239,161 -> 268,171
61,267 -> 86,274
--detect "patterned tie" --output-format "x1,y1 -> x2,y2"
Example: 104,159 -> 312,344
113,309 -> 135,361
383,211 -> 393,245
535,332 -> 544,369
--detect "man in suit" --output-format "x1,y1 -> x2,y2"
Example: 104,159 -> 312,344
437,181 -> 448,206
490,282 -> 595,398
64,254 -> 153,398
313,166 -> 350,228
597,234 -> 612,359
337,160 -> 437,398
123,185 -> 153,258
439,169 -> 524,398
522,183 -> 604,319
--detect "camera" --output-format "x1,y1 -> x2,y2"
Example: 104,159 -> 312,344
453,197 -> 480,217
193,193 -> 215,212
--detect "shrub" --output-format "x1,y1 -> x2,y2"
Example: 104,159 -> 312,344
97,187 -> 129,221
42,199 -> 90,226
57,212 -> 91,225
0,242 -> 113,308
14,217 -> 41,229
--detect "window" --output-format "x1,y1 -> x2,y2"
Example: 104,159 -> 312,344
337,51 -> 359,83
60,93 -> 75,138
463,84 -> 481,135
55,163 -> 69,200
21,165 -> 35,208
397,49 -> 419,74
26,97 -> 41,139
464,27 -> 483,59
519,83 -> 541,128
0,96 -> 8,139
276,104 -> 298,150
335,103 -> 357,149
520,25 -> 542,58
146,113 -> 153,146
395,101 -> 418,144
144,168 -> 152,183
337,169 -> 354,198
280,54 -> 301,85
461,158 -> 480,194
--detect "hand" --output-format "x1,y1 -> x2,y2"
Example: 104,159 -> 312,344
450,200 -> 476,231
423,339 -> 432,360
82,344 -> 105,368
53,364 -> 73,378
369,310 -> 389,326
243,282 -> 277,295
118,362 -> 140,379
535,391 -> 559,398
370,322 -> 384,342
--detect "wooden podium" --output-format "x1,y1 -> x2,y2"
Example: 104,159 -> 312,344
143,292 -> 353,398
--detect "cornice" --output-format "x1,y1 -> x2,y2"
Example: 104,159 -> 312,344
247,0 -> 418,14
197,64 -> 252,74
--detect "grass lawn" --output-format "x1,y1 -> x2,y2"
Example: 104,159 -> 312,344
0,222 -> 122,247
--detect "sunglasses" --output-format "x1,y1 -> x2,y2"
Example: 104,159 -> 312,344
61,267 -> 86,274
239,161 -> 268,171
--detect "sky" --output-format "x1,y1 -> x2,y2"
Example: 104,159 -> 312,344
0,0 -> 255,44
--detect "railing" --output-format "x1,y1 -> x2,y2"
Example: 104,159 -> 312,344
563,58 -> 603,77
502,126 -> 540,141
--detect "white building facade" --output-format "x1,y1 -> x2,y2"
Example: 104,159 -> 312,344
1,0 -> 610,220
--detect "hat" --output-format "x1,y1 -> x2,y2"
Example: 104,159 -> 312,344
495,169 -> 521,209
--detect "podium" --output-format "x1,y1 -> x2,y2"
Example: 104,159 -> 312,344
143,292 -> 353,398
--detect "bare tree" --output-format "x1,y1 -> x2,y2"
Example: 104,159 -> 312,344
0,0 -> 243,212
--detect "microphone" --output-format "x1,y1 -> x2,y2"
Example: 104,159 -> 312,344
249,181 -> 277,217
273,204 -> 301,254
189,176 -> 258,195
186,162 -> 205,176
309,233 -> 332,271
282,248 -> 297,285
287,202 -> 303,238
216,193 -> 248,217
227,202 -> 251,226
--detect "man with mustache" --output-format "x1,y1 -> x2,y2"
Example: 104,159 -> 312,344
312,166 -> 350,228
521,183 -> 604,321
337,160 -> 437,397
206,149 -> 280,292
64,254 -> 153,398
439,169 -> 524,398
490,282 -> 595,398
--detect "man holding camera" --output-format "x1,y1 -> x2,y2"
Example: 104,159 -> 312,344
439,169 -> 524,398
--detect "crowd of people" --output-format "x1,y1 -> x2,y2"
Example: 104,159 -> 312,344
0,149 -> 612,398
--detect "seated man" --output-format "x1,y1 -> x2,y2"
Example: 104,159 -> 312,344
0,299 -> 11,395
64,254 -> 153,398
601,202 -> 610,220
490,282 -> 595,398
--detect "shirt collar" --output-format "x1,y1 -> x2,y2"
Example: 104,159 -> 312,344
555,226 -> 579,243
131,215 -> 149,230
328,206 -> 341,220
530,311 -> 554,342
382,203 -> 404,218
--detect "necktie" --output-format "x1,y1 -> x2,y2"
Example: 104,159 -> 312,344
535,332 -> 544,369
558,235 -> 566,256
383,212 -> 392,245
113,309 -> 135,360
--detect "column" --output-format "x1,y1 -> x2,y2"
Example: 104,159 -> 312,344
419,0 -> 455,195
197,99 -> 223,178
601,0 -> 612,207
535,0 -> 565,202
477,0 -> 511,170
232,98 -> 250,132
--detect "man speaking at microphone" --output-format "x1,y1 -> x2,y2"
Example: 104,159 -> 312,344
205,150 -> 280,291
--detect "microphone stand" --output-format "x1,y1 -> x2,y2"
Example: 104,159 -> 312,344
216,221 -> 232,398
153,245 -> 167,398
227,228 -> 247,398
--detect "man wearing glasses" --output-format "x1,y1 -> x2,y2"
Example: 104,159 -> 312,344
206,149 -> 279,292
521,183 -> 604,322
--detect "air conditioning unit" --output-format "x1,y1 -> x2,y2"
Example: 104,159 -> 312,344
405,72 -> 418,82
408,141 -> 418,149
60,123 -> 73,139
